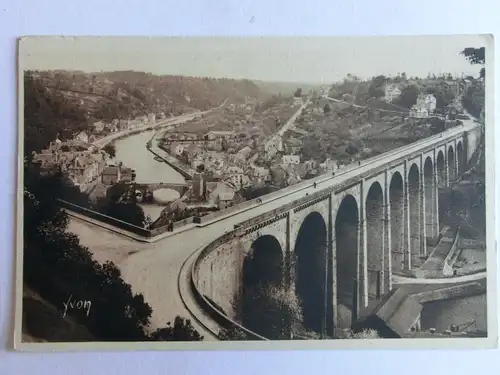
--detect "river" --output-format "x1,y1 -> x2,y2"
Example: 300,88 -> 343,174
113,130 -> 186,220
114,130 -> 185,184
420,294 -> 487,334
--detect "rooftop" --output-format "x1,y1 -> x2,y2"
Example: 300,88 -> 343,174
218,191 -> 235,201
102,166 -> 120,175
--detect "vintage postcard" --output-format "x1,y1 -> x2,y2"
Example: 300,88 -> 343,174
15,35 -> 496,350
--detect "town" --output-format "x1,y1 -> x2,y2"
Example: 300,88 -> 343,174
29,70 -> 484,233
21,40 -> 488,346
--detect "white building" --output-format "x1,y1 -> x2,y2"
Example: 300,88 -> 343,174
409,106 -> 429,119
204,130 -> 234,141
425,94 -> 437,113
170,142 -> 185,157
319,158 -> 339,172
264,135 -> 284,157
147,113 -> 156,124
385,84 -> 402,103
92,121 -> 105,133
75,131 -> 89,144
282,154 -> 301,166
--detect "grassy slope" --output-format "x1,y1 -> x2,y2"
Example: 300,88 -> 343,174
22,286 -> 95,343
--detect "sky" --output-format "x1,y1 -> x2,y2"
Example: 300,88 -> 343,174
19,35 -> 488,84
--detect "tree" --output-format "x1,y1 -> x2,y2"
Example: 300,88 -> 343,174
149,317 -> 204,341
345,143 -> 359,155
323,104 -> 331,114
24,73 -> 88,156
394,83 -> 420,108
23,171 -> 153,340
461,47 -> 485,65
294,88 -> 302,98
24,168 -> 205,341
461,47 -> 485,78
337,329 -> 379,339
234,284 -> 302,340
368,75 -> 387,98
328,86 -> 340,98
103,143 -> 116,158
462,83 -> 485,119
461,47 -> 486,118
219,326 -> 251,341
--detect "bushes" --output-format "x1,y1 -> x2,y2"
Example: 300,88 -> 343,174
150,317 -> 203,341
24,190 -> 153,340
337,329 -> 379,339
233,284 -> 303,340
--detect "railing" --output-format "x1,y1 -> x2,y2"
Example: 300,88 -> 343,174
195,122 -> 480,225
58,199 -> 194,239
62,122 -> 481,242
58,199 -> 152,237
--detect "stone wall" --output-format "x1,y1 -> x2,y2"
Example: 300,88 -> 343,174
194,237 -> 244,318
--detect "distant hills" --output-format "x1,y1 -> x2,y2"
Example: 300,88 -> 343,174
24,70 -> 317,155
253,80 -> 321,96
26,70 -> 321,123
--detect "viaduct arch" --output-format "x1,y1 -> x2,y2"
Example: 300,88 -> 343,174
191,124 -> 480,338
294,212 -> 328,333
389,171 -> 405,273
334,194 -> 359,328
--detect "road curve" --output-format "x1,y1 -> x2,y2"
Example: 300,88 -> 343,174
72,118 -> 480,332
392,272 -> 486,285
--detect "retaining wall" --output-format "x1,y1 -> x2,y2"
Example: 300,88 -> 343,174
58,199 -> 191,239
147,147 -> 193,179
442,227 -> 462,276
190,233 -> 268,340
58,199 -> 152,237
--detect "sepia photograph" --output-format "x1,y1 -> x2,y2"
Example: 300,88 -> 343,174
15,35 -> 495,350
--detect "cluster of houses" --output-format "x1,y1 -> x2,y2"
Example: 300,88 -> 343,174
91,112 -> 159,135
409,93 -> 437,119
32,133 -> 133,192
385,79 -> 473,106
166,130 -> 240,155
165,130 -> 263,191
189,173 -> 238,210
384,78 -> 476,120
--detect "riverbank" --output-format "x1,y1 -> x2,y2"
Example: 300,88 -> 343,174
147,141 -> 195,180
114,131 -> 186,184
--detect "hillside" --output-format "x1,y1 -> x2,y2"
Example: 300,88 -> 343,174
22,286 -> 95,342
27,70 -> 272,124
253,80 -> 320,96
24,70 -> 287,155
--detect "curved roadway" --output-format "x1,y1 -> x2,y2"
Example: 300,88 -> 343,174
70,118 -> 480,339
393,272 -> 486,285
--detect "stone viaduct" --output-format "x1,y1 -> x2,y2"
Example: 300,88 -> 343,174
192,121 -> 482,337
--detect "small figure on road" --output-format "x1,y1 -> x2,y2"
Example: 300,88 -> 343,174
313,182 -> 317,188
